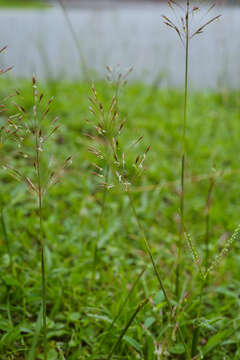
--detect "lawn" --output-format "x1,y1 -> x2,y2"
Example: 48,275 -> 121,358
0,77 -> 240,359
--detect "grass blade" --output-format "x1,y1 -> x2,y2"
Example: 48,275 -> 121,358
109,267 -> 146,331
27,304 -> 43,360
1,208 -> 13,274
107,298 -> 149,360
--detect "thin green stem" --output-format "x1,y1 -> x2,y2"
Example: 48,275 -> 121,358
107,298 -> 149,360
33,82 -> 47,360
191,279 -> 206,358
176,0 -> 190,299
204,178 -> 214,270
91,165 -> 109,283
127,192 -> 171,311
108,267 -> 146,331
127,194 -> 190,358
39,193 -> 47,360
57,0 -> 89,81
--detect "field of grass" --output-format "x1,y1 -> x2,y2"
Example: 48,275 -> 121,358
0,0 -> 48,8
0,76 -> 240,359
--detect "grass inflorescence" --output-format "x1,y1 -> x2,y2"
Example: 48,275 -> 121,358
0,1 -> 239,359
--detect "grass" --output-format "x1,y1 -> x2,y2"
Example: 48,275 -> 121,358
0,0 -> 49,9
0,77 -> 240,359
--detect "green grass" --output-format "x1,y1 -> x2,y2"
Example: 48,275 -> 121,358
1,78 -> 240,359
0,0 -> 48,9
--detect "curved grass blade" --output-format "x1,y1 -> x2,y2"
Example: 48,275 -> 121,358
109,267 -> 146,331
27,304 -> 43,360
107,298 -> 149,360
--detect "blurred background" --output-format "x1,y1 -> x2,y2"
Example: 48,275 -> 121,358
0,0 -> 239,88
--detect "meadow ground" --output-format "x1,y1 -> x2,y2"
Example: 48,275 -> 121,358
0,78 -> 240,359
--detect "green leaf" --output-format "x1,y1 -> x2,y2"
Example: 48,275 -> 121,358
169,343 -> 185,354
123,335 -> 141,352
144,317 -> 155,329
153,291 -> 164,305
202,329 -> 230,356
69,312 -> 81,322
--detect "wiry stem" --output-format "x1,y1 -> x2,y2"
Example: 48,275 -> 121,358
57,0 -> 89,81
176,0 -> 190,299
107,298 -> 149,360
91,165 -> 109,283
191,279 -> 206,358
33,80 -> 47,360
127,192 -> 171,311
108,267 -> 146,331
204,178 -> 214,270
39,184 -> 47,360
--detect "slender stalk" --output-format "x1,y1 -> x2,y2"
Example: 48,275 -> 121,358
191,179 -> 214,357
107,298 -> 149,360
57,0 -> 89,81
91,165 -> 109,283
108,267 -> 146,331
176,0 -> 190,298
204,178 -> 214,270
127,192 -> 171,311
33,81 -> 47,360
191,279 -> 206,358
39,189 -> 47,360
95,267 -> 146,353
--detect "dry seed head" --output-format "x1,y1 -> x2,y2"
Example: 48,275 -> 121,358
134,135 -> 144,146
32,74 -> 36,85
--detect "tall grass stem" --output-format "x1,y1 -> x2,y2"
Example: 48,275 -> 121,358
176,0 -> 190,298
34,84 -> 47,360
127,192 -> 171,311
57,0 -> 89,81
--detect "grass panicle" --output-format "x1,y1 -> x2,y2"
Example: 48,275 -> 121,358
86,68 -> 170,310
163,0 -> 221,297
3,75 -> 71,358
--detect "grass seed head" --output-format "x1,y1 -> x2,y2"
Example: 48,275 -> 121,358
86,67 -> 150,192
163,0 -> 221,44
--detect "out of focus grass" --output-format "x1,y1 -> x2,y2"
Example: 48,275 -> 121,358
0,0 -> 49,8
1,78 -> 240,359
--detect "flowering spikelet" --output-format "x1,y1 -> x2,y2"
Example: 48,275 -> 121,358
0,45 -> 14,75
204,224 -> 240,279
184,224 -> 240,281
2,75 -> 72,197
184,231 -> 204,280
163,1 -> 221,45
86,66 -> 150,192
0,47 -> 19,151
